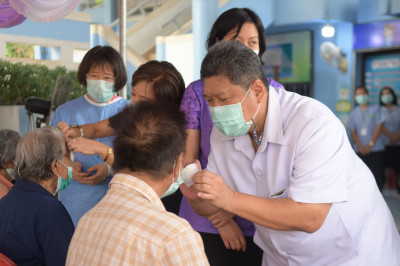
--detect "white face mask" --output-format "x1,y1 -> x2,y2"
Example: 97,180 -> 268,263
253,49 -> 259,55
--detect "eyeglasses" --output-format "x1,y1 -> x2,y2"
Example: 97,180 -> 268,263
87,72 -> 116,83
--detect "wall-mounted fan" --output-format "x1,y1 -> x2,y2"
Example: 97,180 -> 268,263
319,41 -> 348,73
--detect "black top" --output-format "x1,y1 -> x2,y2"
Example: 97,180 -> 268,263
0,179 -> 74,265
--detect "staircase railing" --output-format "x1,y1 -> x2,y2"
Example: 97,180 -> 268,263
109,0 -> 168,28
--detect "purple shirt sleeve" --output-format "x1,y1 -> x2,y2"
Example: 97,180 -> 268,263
267,78 -> 285,90
180,81 -> 202,130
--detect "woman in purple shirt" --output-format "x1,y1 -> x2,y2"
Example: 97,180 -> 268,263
179,8 -> 284,266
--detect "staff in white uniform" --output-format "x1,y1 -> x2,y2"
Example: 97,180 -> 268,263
181,41 -> 400,266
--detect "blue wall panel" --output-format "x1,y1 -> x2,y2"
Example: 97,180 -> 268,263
0,19 -> 90,43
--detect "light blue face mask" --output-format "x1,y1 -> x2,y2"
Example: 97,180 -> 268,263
209,85 -> 260,137
355,94 -> 369,105
56,159 -> 73,192
6,168 -> 14,179
381,94 -> 394,105
162,162 -> 183,198
86,79 -> 115,103
5,160 -> 15,179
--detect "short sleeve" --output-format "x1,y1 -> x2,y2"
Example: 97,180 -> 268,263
50,108 -> 61,127
180,82 -> 202,130
204,128 -> 218,173
289,115 -> 349,203
347,109 -> 356,130
376,106 -> 386,125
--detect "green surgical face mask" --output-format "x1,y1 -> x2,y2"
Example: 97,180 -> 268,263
209,85 -> 260,137
86,79 -> 115,103
6,168 -> 14,179
355,94 -> 369,105
56,159 -> 72,192
381,94 -> 393,105
5,160 -> 15,179
162,162 -> 183,198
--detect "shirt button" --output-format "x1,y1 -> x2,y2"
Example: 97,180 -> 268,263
256,170 -> 263,177
281,251 -> 288,257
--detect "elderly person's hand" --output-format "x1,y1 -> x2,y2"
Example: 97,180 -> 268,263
71,161 -> 89,181
216,219 -> 246,251
79,163 -> 108,185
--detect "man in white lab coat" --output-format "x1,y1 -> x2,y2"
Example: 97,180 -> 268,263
182,41 -> 400,265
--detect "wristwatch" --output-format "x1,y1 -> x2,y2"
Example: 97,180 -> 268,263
103,147 -> 113,162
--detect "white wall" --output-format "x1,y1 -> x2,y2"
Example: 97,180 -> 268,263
156,34 -> 194,86
0,106 -> 29,135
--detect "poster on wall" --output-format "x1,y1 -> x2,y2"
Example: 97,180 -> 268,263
262,30 -> 312,83
364,53 -> 400,105
354,20 -> 400,50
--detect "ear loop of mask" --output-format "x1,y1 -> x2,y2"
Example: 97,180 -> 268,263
243,84 -> 261,123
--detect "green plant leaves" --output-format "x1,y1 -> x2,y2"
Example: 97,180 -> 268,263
0,59 -> 85,105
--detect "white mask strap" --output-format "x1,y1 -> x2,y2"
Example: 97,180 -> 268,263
240,84 -> 253,104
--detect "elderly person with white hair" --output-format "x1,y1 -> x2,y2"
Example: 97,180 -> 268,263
0,129 -> 20,199
0,126 -> 74,265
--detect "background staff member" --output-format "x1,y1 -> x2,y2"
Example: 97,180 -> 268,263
348,85 -> 385,191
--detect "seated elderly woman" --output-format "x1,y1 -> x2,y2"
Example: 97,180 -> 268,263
0,126 -> 74,265
0,129 -> 20,199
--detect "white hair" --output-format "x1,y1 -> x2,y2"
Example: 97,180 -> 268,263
15,126 -> 65,182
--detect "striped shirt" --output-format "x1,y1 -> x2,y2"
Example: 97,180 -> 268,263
66,173 -> 209,266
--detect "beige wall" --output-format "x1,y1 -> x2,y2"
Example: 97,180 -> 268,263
0,34 -> 90,70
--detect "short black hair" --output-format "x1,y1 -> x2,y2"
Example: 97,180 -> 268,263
109,101 -> 187,179
201,41 -> 269,90
207,8 -> 266,61
355,85 -> 368,94
379,86 -> 398,106
77,45 -> 127,92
